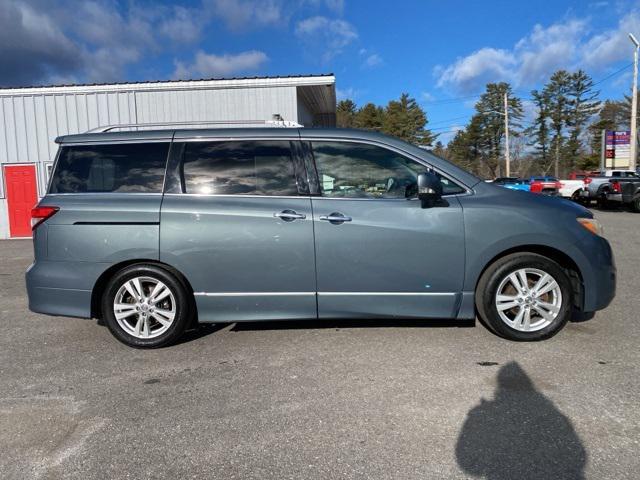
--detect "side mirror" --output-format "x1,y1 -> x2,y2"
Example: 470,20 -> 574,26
417,171 -> 443,208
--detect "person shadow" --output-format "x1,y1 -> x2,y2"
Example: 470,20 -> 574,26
455,362 -> 587,480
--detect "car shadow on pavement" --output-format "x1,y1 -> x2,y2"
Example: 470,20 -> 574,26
172,323 -> 229,345
229,318 -> 476,332
455,361 -> 587,480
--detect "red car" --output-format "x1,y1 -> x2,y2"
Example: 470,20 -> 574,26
529,176 -> 562,195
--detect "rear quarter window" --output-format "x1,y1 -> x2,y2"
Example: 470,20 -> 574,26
49,142 -> 170,194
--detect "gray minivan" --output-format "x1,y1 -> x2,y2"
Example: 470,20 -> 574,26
26,127 -> 616,347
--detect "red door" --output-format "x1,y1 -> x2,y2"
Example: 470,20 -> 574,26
5,165 -> 38,238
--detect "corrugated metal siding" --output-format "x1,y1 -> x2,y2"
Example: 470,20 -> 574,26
0,86 -> 299,167
135,86 -> 297,124
0,92 -> 137,165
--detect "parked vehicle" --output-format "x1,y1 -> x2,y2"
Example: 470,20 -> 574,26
27,127 -> 616,347
606,178 -> 640,212
529,176 -> 562,196
567,171 -> 598,180
581,170 -> 639,207
559,179 -> 586,200
492,177 -> 530,192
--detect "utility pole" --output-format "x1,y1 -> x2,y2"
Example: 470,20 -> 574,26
629,33 -> 639,171
504,92 -> 510,177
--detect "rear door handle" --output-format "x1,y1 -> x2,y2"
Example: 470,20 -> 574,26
274,210 -> 306,221
319,212 -> 352,224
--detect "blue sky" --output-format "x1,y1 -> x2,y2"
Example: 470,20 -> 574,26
2,0 -> 640,142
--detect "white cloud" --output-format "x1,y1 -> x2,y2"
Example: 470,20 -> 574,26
435,11 -> 640,93
160,6 -> 204,43
295,16 -> 357,60
173,50 -> 268,79
0,1 -> 82,86
583,12 -> 640,68
421,92 -> 435,102
205,0 -> 283,30
302,0 -> 344,13
363,53 -> 383,68
515,19 -> 586,84
436,47 -> 516,93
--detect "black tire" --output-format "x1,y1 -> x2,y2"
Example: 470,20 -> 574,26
101,264 -> 191,348
475,253 -> 573,341
631,195 -> 640,213
596,190 -> 613,209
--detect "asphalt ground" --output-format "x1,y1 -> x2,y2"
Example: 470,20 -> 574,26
0,209 -> 638,479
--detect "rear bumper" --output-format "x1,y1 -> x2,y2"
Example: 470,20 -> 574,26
26,260 -> 101,318
606,193 -> 623,203
27,284 -> 92,318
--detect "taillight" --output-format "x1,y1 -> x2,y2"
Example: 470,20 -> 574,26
584,177 -> 592,185
31,206 -> 59,230
611,181 -> 622,193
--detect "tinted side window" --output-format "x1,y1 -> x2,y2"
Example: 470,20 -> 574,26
311,141 -> 465,198
50,143 -> 169,193
181,141 -> 298,196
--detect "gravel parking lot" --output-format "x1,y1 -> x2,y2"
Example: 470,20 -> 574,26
1,209 -> 638,479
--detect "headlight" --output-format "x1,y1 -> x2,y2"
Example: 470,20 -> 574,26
577,217 -> 604,236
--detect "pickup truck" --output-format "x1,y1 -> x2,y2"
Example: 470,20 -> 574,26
580,170 -> 639,207
529,176 -> 561,195
607,178 -> 640,212
559,179 -> 586,200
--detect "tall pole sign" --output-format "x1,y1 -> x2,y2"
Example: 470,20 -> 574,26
629,33 -> 639,171
605,130 -> 631,169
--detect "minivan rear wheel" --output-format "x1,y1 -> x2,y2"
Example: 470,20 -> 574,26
476,253 -> 572,341
102,264 -> 190,348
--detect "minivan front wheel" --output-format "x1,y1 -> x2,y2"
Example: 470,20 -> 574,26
102,265 -> 190,348
476,253 -> 572,341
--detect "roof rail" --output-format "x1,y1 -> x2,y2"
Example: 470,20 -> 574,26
86,118 -> 302,133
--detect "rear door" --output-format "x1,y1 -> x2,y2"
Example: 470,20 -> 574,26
305,139 -> 466,319
160,134 -> 317,322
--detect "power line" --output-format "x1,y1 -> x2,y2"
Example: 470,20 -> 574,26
592,62 -> 633,86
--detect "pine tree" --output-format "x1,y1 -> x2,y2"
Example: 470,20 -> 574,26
355,103 -> 384,131
526,89 -> 552,173
620,89 -> 638,131
336,99 -> 357,128
585,100 -> 626,171
544,70 -> 571,177
382,93 -> 436,146
432,140 -> 447,158
565,70 -> 601,170
473,82 -> 523,177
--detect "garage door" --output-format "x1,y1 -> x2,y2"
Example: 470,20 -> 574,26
4,165 -> 38,238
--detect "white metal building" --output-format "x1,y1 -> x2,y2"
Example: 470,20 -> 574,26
0,74 -> 336,238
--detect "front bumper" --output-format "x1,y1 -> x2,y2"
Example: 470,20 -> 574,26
582,237 -> 616,312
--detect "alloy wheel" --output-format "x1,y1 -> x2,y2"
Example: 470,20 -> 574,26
494,268 -> 563,332
113,276 -> 176,339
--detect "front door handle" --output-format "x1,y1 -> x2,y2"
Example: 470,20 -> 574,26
274,210 -> 306,221
319,212 -> 352,224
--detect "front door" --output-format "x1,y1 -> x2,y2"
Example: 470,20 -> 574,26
5,165 -> 38,238
307,140 -> 466,319
160,139 -> 316,322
